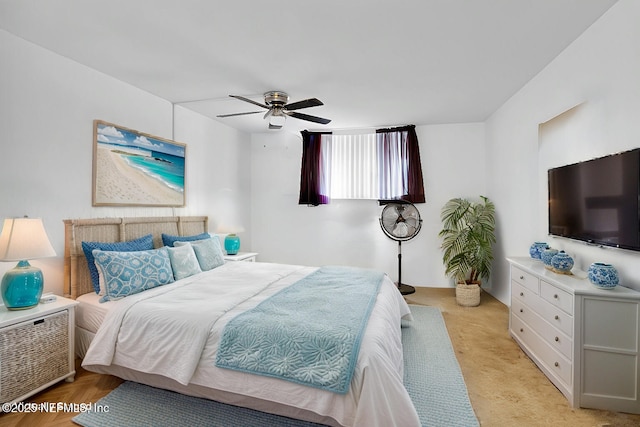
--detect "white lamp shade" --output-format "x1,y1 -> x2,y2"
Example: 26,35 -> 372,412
0,218 -> 56,261
216,224 -> 245,234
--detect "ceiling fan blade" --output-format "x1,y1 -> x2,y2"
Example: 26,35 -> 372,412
216,111 -> 262,118
229,95 -> 269,109
287,111 -> 332,125
285,98 -> 324,111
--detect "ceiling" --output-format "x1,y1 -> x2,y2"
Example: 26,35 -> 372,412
0,0 -> 617,134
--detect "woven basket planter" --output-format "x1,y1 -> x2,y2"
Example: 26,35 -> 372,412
456,282 -> 481,307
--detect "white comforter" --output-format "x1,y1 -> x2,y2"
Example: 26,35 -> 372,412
82,262 -> 420,427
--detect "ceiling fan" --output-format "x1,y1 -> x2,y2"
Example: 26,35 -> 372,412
217,91 -> 331,130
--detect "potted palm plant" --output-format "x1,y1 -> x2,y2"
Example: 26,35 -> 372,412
439,196 -> 496,306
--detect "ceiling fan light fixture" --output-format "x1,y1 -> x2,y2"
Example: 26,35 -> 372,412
269,113 -> 286,128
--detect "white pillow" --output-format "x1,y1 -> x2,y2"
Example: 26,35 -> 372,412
175,236 -> 225,271
167,243 -> 202,280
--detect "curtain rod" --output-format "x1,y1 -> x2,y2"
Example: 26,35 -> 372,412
306,124 -> 412,134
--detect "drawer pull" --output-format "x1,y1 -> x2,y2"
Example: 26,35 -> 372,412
519,308 -> 523,313
520,328 -> 524,333
554,294 -> 558,299
520,275 -> 524,280
554,362 -> 559,367
555,336 -> 559,342
554,315 -> 559,320
34,319 -> 45,325
520,292 -> 524,297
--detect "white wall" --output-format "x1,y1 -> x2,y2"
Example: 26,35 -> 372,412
250,123 -> 486,288
172,106 -> 252,244
486,0 -> 640,304
0,30 -> 251,297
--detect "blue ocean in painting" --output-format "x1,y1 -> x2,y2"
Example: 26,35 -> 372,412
95,121 -> 186,195
123,151 -> 185,192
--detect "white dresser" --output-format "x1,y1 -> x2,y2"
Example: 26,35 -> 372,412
507,257 -> 640,413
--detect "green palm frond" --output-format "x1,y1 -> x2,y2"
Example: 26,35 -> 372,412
439,196 -> 496,284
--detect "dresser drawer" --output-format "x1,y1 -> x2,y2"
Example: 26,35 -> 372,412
540,280 -> 573,315
512,266 -> 539,293
536,295 -> 573,338
512,281 -> 573,337
512,281 -> 538,306
511,315 -> 572,387
512,299 -> 572,360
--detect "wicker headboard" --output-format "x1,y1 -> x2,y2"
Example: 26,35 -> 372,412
63,216 -> 208,299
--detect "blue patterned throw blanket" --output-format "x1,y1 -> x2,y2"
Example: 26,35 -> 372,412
215,266 -> 384,394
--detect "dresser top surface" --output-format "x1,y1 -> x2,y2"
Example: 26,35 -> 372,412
507,257 -> 640,299
0,297 -> 77,328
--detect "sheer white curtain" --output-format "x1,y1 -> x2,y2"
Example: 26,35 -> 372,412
377,129 -> 409,200
329,133 -> 379,199
318,133 -> 332,200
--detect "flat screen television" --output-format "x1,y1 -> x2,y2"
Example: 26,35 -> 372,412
548,148 -> 640,251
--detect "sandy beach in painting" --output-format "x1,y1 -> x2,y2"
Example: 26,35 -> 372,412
94,145 -> 184,205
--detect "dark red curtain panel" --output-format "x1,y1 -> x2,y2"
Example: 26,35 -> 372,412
376,125 -> 425,203
298,130 -> 331,205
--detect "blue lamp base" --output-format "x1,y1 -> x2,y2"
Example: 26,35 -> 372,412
224,234 -> 241,255
1,260 -> 44,310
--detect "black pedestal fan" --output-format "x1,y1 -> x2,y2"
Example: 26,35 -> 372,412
379,202 -> 422,295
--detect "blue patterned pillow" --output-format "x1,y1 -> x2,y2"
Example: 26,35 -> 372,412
167,243 -> 202,280
93,247 -> 175,302
82,234 -> 154,294
161,232 -> 211,247
175,236 -> 225,271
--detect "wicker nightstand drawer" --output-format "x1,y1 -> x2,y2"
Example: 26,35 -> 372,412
0,311 -> 69,403
0,297 -> 77,404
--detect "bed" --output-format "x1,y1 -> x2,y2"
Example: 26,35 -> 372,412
64,216 -> 420,427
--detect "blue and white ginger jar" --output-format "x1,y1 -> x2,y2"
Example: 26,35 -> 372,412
541,248 -> 559,269
551,251 -> 573,274
588,263 -> 619,289
529,242 -> 549,260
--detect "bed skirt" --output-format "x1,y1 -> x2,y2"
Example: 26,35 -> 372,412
83,363 -> 342,426
75,326 -> 95,359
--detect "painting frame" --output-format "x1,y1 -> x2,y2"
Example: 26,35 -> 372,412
92,120 -> 186,207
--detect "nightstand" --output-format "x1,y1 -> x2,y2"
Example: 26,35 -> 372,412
0,296 -> 78,404
224,252 -> 259,262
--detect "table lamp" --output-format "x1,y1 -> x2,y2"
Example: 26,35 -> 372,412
0,217 -> 56,310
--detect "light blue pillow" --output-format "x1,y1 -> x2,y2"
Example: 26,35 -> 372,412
167,243 -> 202,280
93,247 -> 175,302
175,236 -> 225,271
161,232 -> 211,247
82,234 -> 154,294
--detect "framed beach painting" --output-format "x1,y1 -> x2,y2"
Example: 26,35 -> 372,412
92,120 -> 186,206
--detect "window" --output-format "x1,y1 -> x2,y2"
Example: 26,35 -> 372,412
299,125 -> 425,205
